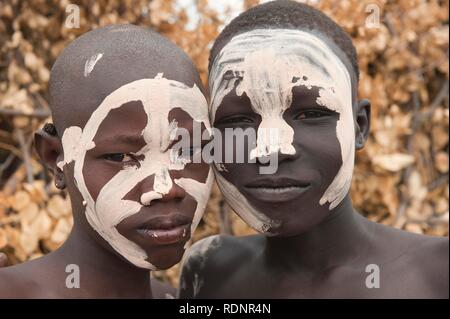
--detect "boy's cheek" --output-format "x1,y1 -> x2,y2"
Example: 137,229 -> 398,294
295,129 -> 343,185
292,118 -> 341,150
214,126 -> 343,190
182,162 -> 210,183
81,155 -> 119,201
62,162 -> 86,208
212,127 -> 258,163
78,157 -> 210,204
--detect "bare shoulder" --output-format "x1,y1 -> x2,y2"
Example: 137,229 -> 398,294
0,268 -> 17,297
367,218 -> 448,297
369,219 -> 448,261
178,234 -> 264,298
406,234 -> 449,295
0,264 -> 36,298
0,253 -> 60,298
183,234 -> 263,273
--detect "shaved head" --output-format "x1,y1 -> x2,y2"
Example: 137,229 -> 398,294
44,24 -> 212,270
49,24 -> 203,134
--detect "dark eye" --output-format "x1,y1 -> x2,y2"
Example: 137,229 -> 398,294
179,146 -> 201,158
295,110 -> 330,120
104,153 -> 135,163
217,115 -> 254,125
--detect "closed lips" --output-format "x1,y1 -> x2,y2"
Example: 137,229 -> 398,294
137,214 -> 192,231
135,214 -> 192,245
245,177 -> 310,189
244,178 -> 311,202
247,185 -> 307,192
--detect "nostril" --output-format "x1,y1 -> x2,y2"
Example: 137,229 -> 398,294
159,184 -> 186,202
137,169 -> 187,206
140,183 -> 186,206
140,191 -> 163,206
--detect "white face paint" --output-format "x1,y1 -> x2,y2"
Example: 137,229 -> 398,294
84,53 -> 103,77
209,29 -> 354,232
58,73 -> 213,270
179,234 -> 222,298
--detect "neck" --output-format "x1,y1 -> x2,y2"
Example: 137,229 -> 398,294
54,225 -> 152,298
265,195 -> 371,271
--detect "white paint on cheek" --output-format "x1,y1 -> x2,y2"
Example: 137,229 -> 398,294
59,74 -> 212,269
56,126 -> 95,170
214,168 -> 281,233
209,29 -> 354,230
174,169 -> 214,248
84,53 -> 103,77
318,87 -> 355,209
215,163 -> 228,172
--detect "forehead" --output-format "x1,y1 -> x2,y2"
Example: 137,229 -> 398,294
94,102 -> 202,141
209,29 -> 355,121
209,28 -> 357,97
78,76 -> 209,144
52,45 -> 204,132
212,29 -> 349,76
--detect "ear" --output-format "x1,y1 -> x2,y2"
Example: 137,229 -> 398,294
354,99 -> 371,150
34,129 -> 66,189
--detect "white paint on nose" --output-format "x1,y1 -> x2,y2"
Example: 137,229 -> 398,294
140,167 -> 173,205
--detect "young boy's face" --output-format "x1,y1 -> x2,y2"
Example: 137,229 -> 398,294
209,29 -> 362,236
58,73 -> 212,270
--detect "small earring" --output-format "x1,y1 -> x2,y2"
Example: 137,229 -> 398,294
55,177 -> 66,190
82,200 -> 87,207
43,123 -> 57,136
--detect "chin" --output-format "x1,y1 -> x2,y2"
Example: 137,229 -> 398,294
263,211 -> 328,237
146,246 -> 186,270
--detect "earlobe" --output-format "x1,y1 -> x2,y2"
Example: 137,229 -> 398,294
355,99 -> 371,150
34,128 -> 66,189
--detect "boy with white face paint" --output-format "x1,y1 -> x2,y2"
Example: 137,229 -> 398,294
0,24 -> 214,298
179,1 -> 448,299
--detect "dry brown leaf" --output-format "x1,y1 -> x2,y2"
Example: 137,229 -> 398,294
0,228 -> 8,249
434,152 -> 449,173
372,153 -> 415,172
50,217 -> 72,244
47,195 -> 71,219
11,190 -> 31,211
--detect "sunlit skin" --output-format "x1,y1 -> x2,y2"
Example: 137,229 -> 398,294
179,28 -> 449,299
0,25 -> 210,298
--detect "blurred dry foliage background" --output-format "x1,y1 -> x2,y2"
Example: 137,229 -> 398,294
0,0 -> 448,286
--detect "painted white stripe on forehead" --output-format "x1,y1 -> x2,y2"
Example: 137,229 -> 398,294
209,29 -> 355,228
209,28 -> 352,121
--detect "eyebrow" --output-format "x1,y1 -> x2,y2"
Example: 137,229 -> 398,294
95,134 -> 145,147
